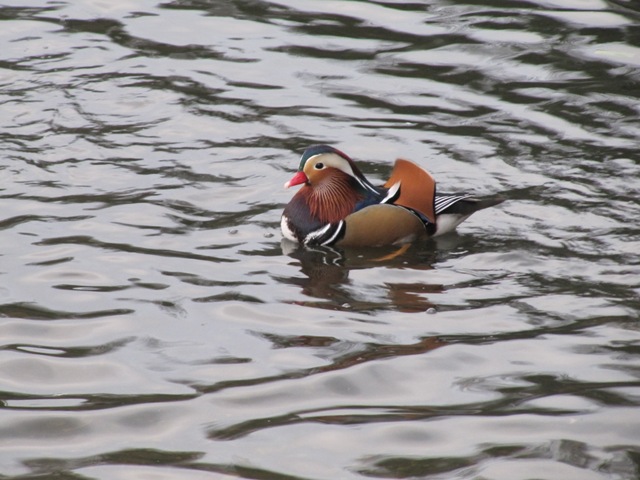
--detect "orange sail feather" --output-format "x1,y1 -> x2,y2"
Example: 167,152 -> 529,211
384,159 -> 436,223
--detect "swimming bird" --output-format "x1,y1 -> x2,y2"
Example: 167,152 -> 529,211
281,145 -> 503,247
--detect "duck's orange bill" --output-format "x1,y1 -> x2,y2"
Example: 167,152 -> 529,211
284,171 -> 308,188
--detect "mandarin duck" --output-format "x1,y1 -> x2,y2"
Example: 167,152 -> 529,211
281,145 -> 503,247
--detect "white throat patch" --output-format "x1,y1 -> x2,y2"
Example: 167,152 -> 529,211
280,215 -> 298,242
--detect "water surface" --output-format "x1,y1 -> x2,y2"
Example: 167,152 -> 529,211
1,0 -> 639,478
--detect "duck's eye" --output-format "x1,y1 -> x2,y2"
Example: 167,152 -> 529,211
314,162 -> 325,170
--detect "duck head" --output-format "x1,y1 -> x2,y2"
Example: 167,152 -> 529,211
283,145 -> 380,225
284,145 -> 376,191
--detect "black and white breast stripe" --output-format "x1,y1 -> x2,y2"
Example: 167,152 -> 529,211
304,221 -> 346,246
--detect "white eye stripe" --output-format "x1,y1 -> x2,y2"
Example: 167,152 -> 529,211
304,152 -> 379,195
305,153 -> 353,176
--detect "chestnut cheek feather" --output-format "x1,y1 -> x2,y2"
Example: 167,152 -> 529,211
308,174 -> 362,224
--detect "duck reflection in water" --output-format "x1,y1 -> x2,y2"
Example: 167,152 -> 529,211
279,238 -> 444,314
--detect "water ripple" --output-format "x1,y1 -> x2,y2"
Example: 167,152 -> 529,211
1,0 -> 639,478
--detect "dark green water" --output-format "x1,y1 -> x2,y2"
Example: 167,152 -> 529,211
1,1 -> 639,478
